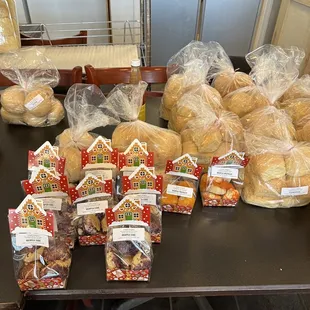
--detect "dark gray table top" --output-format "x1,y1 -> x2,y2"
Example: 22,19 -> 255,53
1,98 -> 310,306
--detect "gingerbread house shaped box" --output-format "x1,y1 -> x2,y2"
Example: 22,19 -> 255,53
28,141 -> 65,175
210,150 -> 249,167
22,166 -> 69,195
119,139 -> 154,170
166,154 -> 202,178
122,164 -> 163,194
82,136 -> 118,168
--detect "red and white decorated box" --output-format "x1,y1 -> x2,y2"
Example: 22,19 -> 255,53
28,141 -> 65,175
70,174 -> 113,246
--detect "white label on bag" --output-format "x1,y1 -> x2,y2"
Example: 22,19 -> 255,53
113,227 -> 145,242
166,184 -> 193,198
41,198 -> 62,211
281,186 -> 309,196
25,94 -> 44,111
77,200 -> 108,215
128,194 -> 157,206
210,166 -> 239,179
16,231 -> 49,247
86,169 -> 112,180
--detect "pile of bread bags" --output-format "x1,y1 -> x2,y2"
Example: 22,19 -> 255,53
162,41 -> 310,208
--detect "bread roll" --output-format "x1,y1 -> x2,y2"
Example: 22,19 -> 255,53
1,107 -> 23,124
160,105 -> 171,121
286,175 -> 310,188
213,72 -> 254,97
1,85 -> 25,114
59,147 -> 82,183
280,98 -> 310,125
0,17 -> 15,36
162,74 -> 185,111
48,98 -> 65,125
58,128 -> 95,150
251,153 -> 286,181
281,78 -> 310,102
197,130 -> 222,153
252,176 -> 286,198
285,144 -> 310,177
24,85 -> 53,117
0,35 -> 19,52
0,1 -> 9,18
23,111 -> 47,127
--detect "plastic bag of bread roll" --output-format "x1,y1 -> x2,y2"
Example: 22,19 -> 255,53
241,106 -> 295,141
0,48 -> 65,126
181,110 -> 245,169
206,41 -> 254,97
55,84 -> 119,183
110,81 -> 182,170
243,132 -> 310,208
161,40 -> 215,120
281,74 -> 310,101
0,0 -> 21,52
223,44 -> 304,118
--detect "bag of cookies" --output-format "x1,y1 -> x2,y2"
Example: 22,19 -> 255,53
161,154 -> 203,215
281,74 -> 310,102
70,173 -> 113,245
21,166 -> 76,249
9,195 -> 71,291
105,197 -> 153,281
110,82 -> 182,172
181,110 -> 245,169
243,132 -> 310,208
121,164 -> 163,243
0,47 -> 64,127
223,44 -> 304,118
200,151 -> 249,207
206,41 -> 254,98
55,84 -> 119,183
161,40 -> 216,120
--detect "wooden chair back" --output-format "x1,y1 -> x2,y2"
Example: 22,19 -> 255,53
84,65 -> 167,97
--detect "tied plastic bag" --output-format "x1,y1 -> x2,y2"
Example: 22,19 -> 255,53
111,81 -> 182,171
181,110 -> 245,168
243,132 -> 310,208
281,74 -> 310,101
55,84 -> 119,183
0,47 -> 64,127
0,0 -> 21,52
207,41 -> 254,97
161,40 -> 216,120
223,44 -> 305,118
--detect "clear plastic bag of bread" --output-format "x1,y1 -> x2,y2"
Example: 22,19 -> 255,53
281,74 -> 310,101
223,44 -> 305,118
181,110 -> 245,169
0,47 -> 65,127
110,81 -> 182,172
295,115 -> 310,143
0,0 -> 21,53
243,132 -> 310,208
55,84 -> 119,183
161,40 -> 216,120
206,41 -> 254,97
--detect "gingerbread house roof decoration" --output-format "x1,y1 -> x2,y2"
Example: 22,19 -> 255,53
166,154 -> 202,179
211,150 -> 249,167
70,173 -> 113,203
81,136 -> 118,169
106,197 -> 151,226
119,139 -> 154,170
8,195 -> 54,234
122,164 -> 163,194
22,166 -> 69,195
28,141 -> 65,175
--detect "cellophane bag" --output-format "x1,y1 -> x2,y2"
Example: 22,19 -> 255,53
55,83 -> 119,183
70,173 -> 114,246
161,40 -> 216,120
105,197 -> 153,281
9,195 -> 71,291
281,74 -> 310,101
206,41 -> 254,97
243,132 -> 310,208
0,0 -> 21,52
181,110 -> 245,169
110,81 -> 182,172
21,166 -> 77,249
200,152 -> 249,207
223,44 -> 305,118
0,47 -> 64,127
161,154 -> 202,215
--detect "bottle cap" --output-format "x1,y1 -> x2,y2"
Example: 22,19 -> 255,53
131,59 -> 141,67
